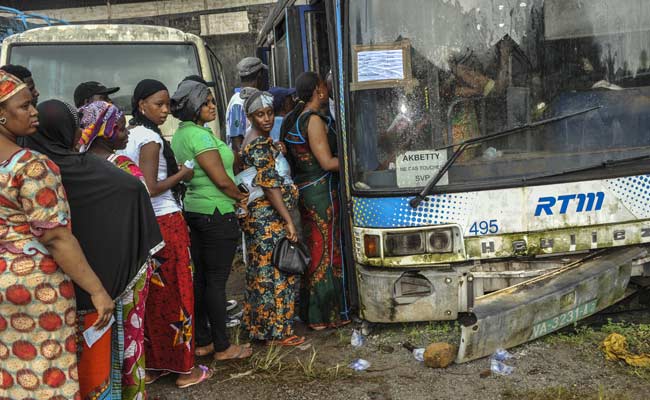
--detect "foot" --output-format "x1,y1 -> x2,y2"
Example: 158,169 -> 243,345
145,370 -> 170,385
195,343 -> 215,357
214,344 -> 253,361
267,335 -> 306,347
175,365 -> 212,388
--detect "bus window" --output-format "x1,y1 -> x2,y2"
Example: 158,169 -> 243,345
9,43 -> 200,112
273,19 -> 291,87
207,47 -> 228,136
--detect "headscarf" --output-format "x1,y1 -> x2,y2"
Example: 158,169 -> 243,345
0,69 -> 26,103
170,80 -> 210,122
20,100 -> 163,311
78,100 -> 124,152
130,79 -> 179,176
242,89 -> 274,116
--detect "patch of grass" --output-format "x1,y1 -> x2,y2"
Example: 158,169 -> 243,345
404,321 -> 459,346
501,385 -> 629,400
542,324 -> 601,346
216,344 -> 352,384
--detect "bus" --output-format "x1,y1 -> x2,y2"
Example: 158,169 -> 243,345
0,6 -> 68,42
259,0 -> 650,362
0,24 -> 228,138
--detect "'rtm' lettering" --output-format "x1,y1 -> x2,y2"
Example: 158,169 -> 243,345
535,192 -> 604,216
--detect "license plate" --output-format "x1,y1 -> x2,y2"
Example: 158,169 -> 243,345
529,299 -> 598,340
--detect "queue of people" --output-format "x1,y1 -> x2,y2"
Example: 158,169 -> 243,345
0,57 -> 347,399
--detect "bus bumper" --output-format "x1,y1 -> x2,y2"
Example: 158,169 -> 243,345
356,264 -> 461,322
455,246 -> 645,363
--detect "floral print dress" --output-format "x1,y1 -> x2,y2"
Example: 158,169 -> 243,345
0,149 -> 80,399
284,111 -> 349,329
240,136 -> 299,340
108,152 -> 152,400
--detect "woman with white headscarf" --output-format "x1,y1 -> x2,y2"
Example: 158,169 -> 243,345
239,89 -> 303,346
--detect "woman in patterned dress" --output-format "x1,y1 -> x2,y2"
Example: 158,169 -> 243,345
78,100 -> 152,400
282,72 -> 350,330
0,69 -> 114,399
240,90 -> 304,346
23,98 -> 163,399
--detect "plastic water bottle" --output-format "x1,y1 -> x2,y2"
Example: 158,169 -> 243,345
490,359 -> 514,375
413,348 -> 425,362
490,348 -> 514,375
348,359 -> 371,371
492,348 -> 513,362
351,329 -> 366,347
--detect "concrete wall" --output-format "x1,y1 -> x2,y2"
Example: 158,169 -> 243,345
10,0 -> 277,96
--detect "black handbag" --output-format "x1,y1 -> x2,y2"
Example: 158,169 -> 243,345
273,237 -> 311,275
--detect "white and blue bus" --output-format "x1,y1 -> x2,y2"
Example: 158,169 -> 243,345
270,0 -> 650,362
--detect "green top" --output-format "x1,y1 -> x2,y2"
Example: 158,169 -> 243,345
171,121 -> 236,215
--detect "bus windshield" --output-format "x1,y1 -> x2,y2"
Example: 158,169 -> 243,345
348,0 -> 650,192
9,43 -> 200,111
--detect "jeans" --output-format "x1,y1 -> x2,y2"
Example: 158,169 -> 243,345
185,208 -> 240,352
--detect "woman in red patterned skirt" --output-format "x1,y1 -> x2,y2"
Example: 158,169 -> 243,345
119,79 -> 211,388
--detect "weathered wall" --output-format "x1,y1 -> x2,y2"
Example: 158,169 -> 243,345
6,0 -> 276,95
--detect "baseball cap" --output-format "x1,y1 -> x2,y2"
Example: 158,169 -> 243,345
236,57 -> 268,78
268,87 -> 296,113
73,81 -> 120,107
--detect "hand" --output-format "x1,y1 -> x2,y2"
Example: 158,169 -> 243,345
90,290 -> 114,329
285,221 -> 298,243
180,165 -> 194,181
274,142 -> 287,155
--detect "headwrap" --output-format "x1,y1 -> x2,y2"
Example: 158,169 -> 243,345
242,89 -> 274,115
0,69 -> 26,103
170,80 -> 210,122
78,101 -> 124,152
20,100 -> 163,311
130,79 -> 179,179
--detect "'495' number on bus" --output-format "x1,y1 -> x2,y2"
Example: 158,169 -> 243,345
469,220 -> 499,235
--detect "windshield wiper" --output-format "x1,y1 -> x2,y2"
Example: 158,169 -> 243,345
409,106 -> 602,208
521,154 -> 650,182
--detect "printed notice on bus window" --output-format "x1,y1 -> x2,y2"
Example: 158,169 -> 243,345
357,50 -> 404,82
396,150 -> 448,188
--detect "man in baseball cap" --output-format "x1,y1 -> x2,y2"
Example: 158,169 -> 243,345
73,81 -> 120,108
226,57 -> 268,154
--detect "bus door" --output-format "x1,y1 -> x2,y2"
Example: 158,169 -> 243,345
297,4 -> 331,77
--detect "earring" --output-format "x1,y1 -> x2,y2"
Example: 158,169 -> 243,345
0,117 -> 6,125
140,109 -> 146,115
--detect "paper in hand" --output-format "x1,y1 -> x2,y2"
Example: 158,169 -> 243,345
83,315 -> 115,348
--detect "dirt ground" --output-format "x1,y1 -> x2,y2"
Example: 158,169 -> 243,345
148,259 -> 650,400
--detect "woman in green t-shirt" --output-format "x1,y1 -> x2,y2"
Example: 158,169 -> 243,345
170,80 -> 252,361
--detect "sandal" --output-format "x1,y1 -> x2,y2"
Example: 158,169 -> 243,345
176,365 -> 213,389
145,370 -> 170,385
195,343 -> 214,357
268,335 -> 306,347
214,344 -> 253,361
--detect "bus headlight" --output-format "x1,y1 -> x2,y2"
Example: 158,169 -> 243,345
427,230 -> 453,253
384,232 -> 425,256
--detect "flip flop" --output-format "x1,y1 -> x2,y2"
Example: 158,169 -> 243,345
145,370 -> 171,385
195,343 -> 214,357
268,335 -> 306,347
226,318 -> 241,328
214,344 -> 253,361
226,300 -> 238,312
176,365 -> 213,389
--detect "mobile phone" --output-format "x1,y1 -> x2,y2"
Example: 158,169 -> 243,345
237,183 -> 249,194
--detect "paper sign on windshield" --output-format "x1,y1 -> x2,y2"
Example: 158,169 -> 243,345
396,150 -> 448,188
357,50 -> 405,82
